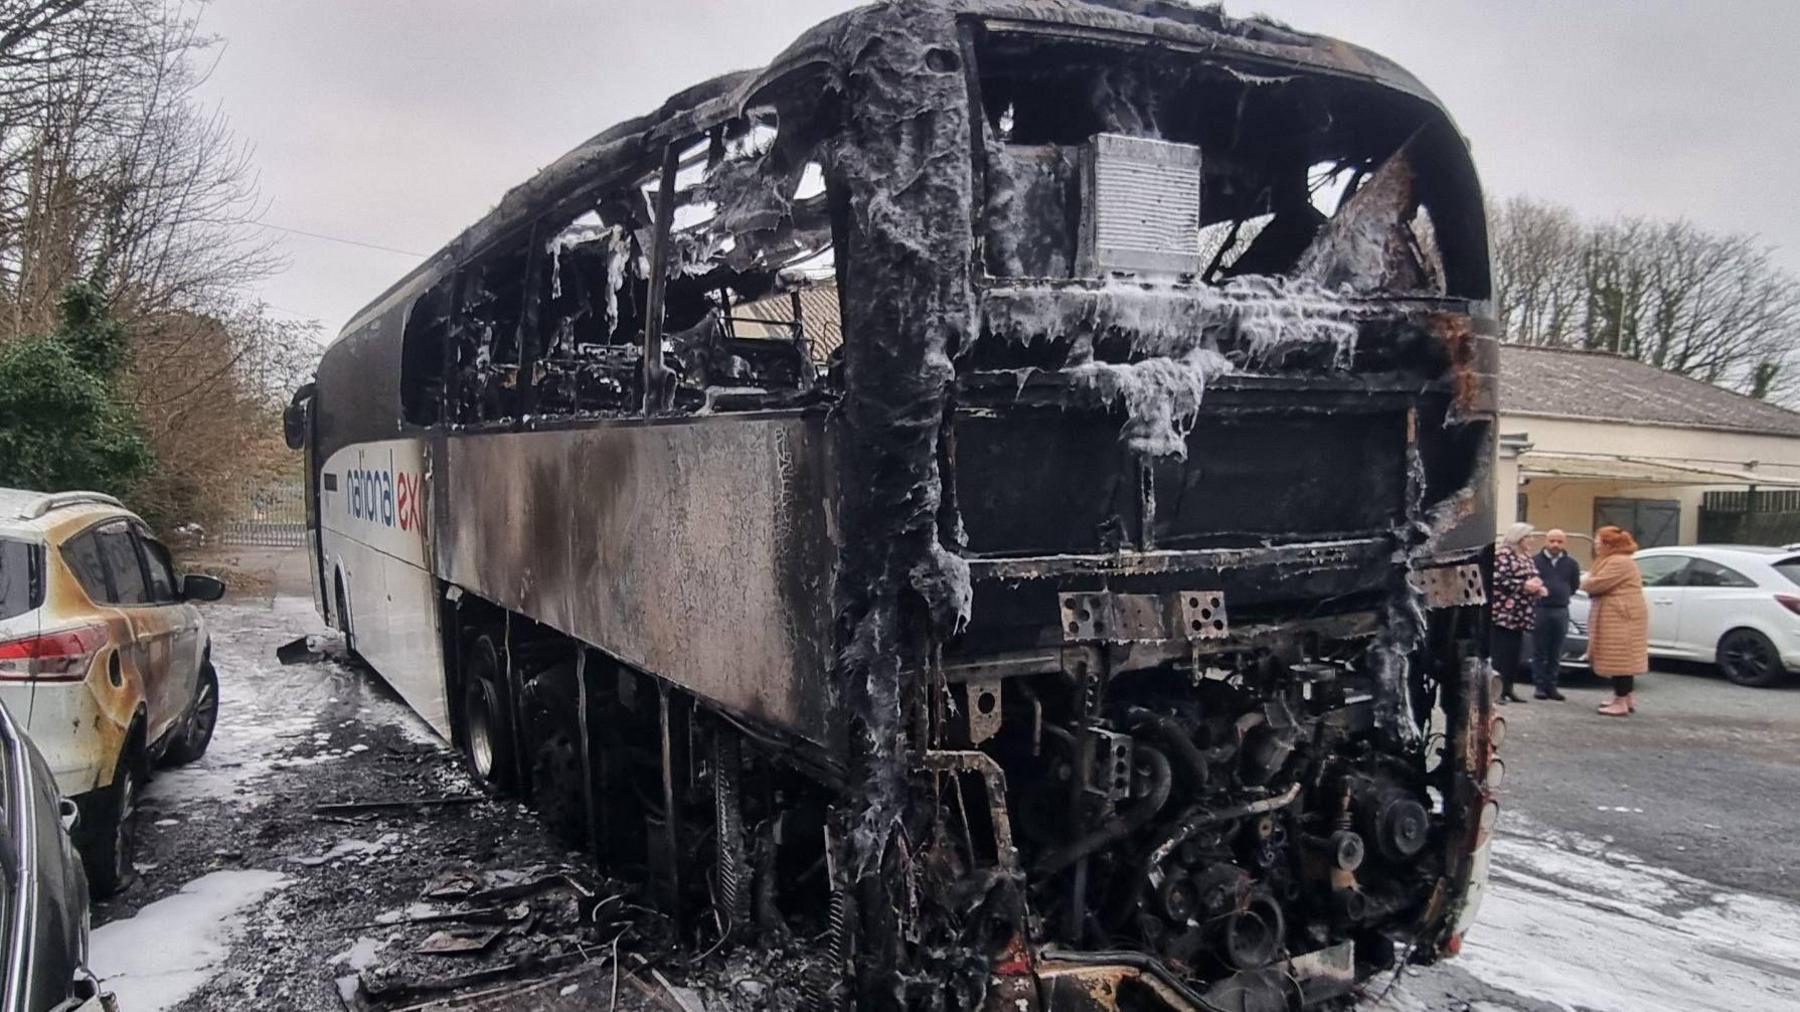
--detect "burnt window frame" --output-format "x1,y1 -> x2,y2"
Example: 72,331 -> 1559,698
639,94 -> 843,406
448,240 -> 538,426
94,520 -> 150,607
964,19 -> 1490,300
131,524 -> 180,605
399,275 -> 459,428
59,527 -> 110,605
62,518 -> 154,607
421,65 -> 846,429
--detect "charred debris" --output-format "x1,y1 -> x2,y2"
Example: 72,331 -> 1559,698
378,1 -> 1502,1010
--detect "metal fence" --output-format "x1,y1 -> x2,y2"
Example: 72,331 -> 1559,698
1698,489 -> 1800,547
216,480 -> 306,548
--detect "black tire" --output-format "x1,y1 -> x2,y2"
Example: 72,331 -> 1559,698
334,574 -> 353,650
461,633 -> 518,792
83,741 -> 144,900
163,659 -> 219,766
1719,628 -> 1787,688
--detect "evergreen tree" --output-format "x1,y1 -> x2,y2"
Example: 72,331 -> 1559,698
0,284 -> 152,495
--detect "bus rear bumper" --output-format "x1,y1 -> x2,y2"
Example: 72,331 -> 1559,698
987,941 -> 1358,1011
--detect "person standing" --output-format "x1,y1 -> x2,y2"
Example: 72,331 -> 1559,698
1531,528 -> 1580,700
1491,522 -> 1548,704
1584,526 -> 1649,717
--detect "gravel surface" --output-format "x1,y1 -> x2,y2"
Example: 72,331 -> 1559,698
90,596 -> 676,1012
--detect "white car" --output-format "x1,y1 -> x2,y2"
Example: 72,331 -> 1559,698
0,489 -> 225,898
1566,545 -> 1800,687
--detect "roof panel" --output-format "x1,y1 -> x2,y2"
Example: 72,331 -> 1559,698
1500,345 -> 1800,438
1517,452 -> 1800,487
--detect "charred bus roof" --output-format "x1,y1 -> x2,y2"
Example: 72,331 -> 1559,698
336,0 -> 1474,342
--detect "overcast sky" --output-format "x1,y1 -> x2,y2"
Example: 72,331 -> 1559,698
190,0 -> 1800,339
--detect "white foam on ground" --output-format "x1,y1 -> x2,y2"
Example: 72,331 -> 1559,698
329,935 -> 389,971
288,832 -> 400,867
146,602 -> 332,807
143,598 -> 447,808
1449,816 -> 1800,1011
90,869 -> 289,1012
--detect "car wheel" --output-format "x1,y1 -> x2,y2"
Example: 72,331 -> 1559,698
461,633 -> 517,792
83,742 -> 144,900
163,660 -> 219,766
1718,628 -> 1787,688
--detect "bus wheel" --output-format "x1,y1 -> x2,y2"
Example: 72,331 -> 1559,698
334,572 -> 355,653
461,633 -> 518,792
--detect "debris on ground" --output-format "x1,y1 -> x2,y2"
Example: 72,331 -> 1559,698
313,796 -> 482,817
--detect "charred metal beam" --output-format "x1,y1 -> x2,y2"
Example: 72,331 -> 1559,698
658,682 -> 682,937
966,537 -> 1396,582
643,142 -> 681,413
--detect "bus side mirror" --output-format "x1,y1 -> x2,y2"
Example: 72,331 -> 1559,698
181,574 -> 226,602
284,382 -> 315,451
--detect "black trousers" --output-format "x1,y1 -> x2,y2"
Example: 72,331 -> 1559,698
1612,675 -> 1635,696
1532,605 -> 1570,692
1492,626 -> 1528,692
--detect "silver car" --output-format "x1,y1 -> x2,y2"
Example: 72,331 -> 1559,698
0,693 -> 111,1010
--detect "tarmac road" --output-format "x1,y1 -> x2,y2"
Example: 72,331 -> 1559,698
1380,660 -> 1800,1012
1494,662 -> 1800,903
81,553 -> 1800,1011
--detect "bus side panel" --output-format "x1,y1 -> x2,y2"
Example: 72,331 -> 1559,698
319,438 -> 451,738
434,415 -> 839,750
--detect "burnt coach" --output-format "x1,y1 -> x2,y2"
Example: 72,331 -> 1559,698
285,2 -> 1505,1008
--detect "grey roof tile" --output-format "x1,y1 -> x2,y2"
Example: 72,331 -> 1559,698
1498,344 -> 1800,438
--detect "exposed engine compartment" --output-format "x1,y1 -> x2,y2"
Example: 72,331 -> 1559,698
998,651 -> 1450,1004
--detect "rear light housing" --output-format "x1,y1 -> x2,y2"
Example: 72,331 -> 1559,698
1777,594 -> 1800,617
0,624 -> 107,681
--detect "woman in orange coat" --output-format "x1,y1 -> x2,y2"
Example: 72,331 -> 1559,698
1583,526 -> 1650,716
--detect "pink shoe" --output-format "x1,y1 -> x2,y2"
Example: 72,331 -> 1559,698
1597,697 -> 1630,717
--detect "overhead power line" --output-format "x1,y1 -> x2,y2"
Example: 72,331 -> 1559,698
254,222 -> 427,258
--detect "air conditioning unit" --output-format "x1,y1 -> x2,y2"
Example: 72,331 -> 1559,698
1077,133 -> 1202,278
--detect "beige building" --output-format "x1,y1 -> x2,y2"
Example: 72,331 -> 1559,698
1496,345 -> 1800,563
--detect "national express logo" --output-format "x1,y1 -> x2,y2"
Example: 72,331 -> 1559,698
345,449 -> 426,535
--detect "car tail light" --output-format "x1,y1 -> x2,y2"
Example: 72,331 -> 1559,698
1778,595 -> 1800,617
0,624 -> 107,681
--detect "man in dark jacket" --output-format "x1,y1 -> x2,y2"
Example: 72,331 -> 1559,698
1532,528 -> 1581,700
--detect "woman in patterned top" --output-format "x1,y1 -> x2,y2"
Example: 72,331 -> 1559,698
1491,522 -> 1548,703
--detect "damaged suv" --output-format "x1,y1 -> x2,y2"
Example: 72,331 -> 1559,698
291,2 -> 1503,1008
0,490 -> 225,899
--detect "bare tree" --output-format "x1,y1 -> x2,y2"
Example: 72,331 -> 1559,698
0,0 -> 303,524
0,1 -> 277,333
128,302 -> 317,527
1491,196 -> 1800,403
1489,195 -> 1585,348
